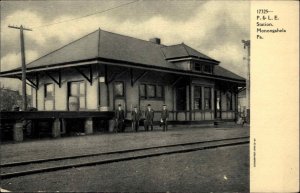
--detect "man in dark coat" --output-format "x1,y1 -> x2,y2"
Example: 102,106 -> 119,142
115,104 -> 125,132
131,106 -> 141,132
144,104 -> 154,131
161,104 -> 169,131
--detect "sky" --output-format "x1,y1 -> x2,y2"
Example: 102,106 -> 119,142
0,0 -> 250,91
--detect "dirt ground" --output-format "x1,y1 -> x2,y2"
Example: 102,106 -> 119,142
1,144 -> 249,192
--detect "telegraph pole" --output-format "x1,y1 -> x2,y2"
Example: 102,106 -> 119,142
8,25 -> 32,111
242,40 -> 250,122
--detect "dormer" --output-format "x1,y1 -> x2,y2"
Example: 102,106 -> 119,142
161,43 -> 220,74
191,60 -> 215,74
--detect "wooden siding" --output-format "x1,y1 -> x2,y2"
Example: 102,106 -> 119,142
31,63 -> 238,121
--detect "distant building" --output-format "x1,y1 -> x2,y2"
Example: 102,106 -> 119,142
0,29 -> 245,123
0,87 -> 32,110
238,87 -> 247,116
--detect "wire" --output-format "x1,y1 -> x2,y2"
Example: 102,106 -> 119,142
33,0 -> 140,29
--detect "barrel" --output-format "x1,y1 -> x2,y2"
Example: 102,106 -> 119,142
52,119 -> 61,138
12,105 -> 20,111
84,118 -> 93,134
68,96 -> 79,111
13,122 -> 24,142
108,119 -> 115,132
99,106 -> 109,111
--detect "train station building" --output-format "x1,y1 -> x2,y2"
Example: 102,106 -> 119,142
0,28 -> 245,134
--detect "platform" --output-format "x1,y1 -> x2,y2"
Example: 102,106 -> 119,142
1,125 -> 249,164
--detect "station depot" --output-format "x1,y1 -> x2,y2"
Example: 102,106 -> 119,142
0,28 -> 246,141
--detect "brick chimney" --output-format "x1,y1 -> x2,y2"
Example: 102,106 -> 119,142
149,37 -> 161,44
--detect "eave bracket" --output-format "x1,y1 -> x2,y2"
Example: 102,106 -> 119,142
74,65 -> 93,85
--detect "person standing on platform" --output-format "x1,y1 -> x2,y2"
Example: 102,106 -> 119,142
131,106 -> 141,132
115,104 -> 125,132
161,104 -> 169,131
144,104 -> 154,131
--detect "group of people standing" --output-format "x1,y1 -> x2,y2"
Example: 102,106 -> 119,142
115,104 -> 169,132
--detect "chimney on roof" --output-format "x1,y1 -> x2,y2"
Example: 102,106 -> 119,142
149,37 -> 161,44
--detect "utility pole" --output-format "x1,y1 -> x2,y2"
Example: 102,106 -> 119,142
242,40 -> 250,122
8,25 -> 32,111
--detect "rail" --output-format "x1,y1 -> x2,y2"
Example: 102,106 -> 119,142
0,136 -> 249,179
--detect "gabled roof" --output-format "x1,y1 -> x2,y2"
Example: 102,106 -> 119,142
1,28 -> 245,82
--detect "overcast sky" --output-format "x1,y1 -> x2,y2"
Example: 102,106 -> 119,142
0,0 -> 250,90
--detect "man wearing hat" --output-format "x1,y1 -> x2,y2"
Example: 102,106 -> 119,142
161,104 -> 169,131
144,104 -> 154,131
131,106 -> 141,132
115,104 -> 125,132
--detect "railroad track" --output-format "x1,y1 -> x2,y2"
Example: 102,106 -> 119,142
1,136 -> 249,179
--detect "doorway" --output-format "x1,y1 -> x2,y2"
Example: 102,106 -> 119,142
113,81 -> 126,111
67,81 -> 86,110
214,90 -> 221,119
176,87 -> 186,111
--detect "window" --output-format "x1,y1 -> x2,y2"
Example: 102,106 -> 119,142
79,82 -> 85,109
147,85 -> 155,98
204,87 -> 211,110
69,81 -> 86,109
79,82 -> 85,95
45,83 -> 54,99
194,86 -> 202,110
226,92 -> 233,110
193,61 -> 213,74
203,65 -> 212,74
44,83 -> 54,110
194,62 -> 201,71
70,83 -> 78,96
156,85 -> 163,98
114,82 -> 124,97
139,84 -> 164,99
139,84 -> 146,98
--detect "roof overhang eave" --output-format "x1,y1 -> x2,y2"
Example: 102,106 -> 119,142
0,57 -> 245,85
97,58 -> 245,84
0,59 -> 99,78
166,56 -> 220,65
